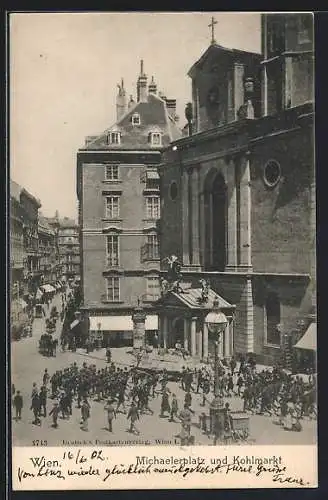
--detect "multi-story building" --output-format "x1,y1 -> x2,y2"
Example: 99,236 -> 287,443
10,181 -> 25,300
38,215 -> 59,286
77,62 -> 182,346
10,180 -> 42,298
159,13 -> 314,365
58,218 -> 80,283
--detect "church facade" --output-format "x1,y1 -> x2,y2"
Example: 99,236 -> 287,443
159,13 -> 315,364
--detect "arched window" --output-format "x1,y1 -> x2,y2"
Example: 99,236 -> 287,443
265,292 -> 281,345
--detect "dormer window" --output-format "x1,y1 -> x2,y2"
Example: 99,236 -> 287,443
149,132 -> 162,146
132,113 -> 141,126
107,131 -> 121,145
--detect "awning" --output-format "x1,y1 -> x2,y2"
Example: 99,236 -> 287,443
89,315 -> 158,332
17,298 -> 28,309
70,319 -> 80,330
41,284 -> 56,293
294,322 -> 317,351
146,170 -> 159,180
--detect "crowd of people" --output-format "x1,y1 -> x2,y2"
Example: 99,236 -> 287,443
11,350 -> 317,442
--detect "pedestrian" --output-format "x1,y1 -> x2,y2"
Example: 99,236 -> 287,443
49,401 -> 60,428
13,390 -> 23,421
80,399 -> 90,431
179,403 -> 192,438
127,401 -> 140,434
39,386 -> 47,417
160,388 -> 171,417
116,387 -> 127,414
169,393 -> 179,422
201,376 -> 210,406
230,356 -> 237,376
42,368 -> 50,386
104,399 -> 116,432
30,393 -> 41,425
31,382 -> 38,399
184,391 -> 194,413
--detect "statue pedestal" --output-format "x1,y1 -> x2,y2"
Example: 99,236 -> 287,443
132,305 -> 147,350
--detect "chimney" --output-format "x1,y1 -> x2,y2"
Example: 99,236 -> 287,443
165,98 -> 177,120
137,60 -> 148,102
148,76 -> 157,95
116,78 -> 127,121
128,94 -> 135,110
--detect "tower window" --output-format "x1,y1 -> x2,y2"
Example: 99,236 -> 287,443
132,113 -> 141,126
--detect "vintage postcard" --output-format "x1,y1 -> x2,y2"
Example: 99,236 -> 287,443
9,11 -> 317,490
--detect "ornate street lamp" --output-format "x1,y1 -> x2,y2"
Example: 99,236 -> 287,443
205,298 -> 228,440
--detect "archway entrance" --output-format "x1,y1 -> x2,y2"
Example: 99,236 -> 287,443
204,171 -> 227,271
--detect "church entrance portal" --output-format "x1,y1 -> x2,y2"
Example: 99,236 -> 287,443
204,171 -> 227,271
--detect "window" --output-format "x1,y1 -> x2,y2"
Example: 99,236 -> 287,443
265,292 -> 281,345
107,132 -> 121,145
145,196 -> 160,219
106,276 -> 120,302
106,234 -> 119,267
132,113 -> 140,126
105,196 -> 120,219
105,164 -> 119,181
146,234 -> 159,259
149,132 -> 162,146
263,160 -> 281,187
147,276 -> 160,300
169,181 -> 178,200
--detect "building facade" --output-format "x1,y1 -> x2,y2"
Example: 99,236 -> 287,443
77,62 -> 181,346
57,218 -> 81,283
38,215 -> 60,286
159,13 -> 314,364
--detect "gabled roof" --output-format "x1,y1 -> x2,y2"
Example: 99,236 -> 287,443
159,286 -> 234,311
188,43 -> 262,78
82,93 -> 182,151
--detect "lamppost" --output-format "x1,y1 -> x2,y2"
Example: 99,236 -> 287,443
204,298 -> 228,440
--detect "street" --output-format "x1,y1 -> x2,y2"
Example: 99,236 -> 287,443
11,293 -> 317,447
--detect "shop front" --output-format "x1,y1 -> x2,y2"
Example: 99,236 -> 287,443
88,314 -> 158,347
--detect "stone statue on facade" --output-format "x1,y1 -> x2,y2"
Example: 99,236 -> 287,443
199,278 -> 210,304
161,255 -> 184,294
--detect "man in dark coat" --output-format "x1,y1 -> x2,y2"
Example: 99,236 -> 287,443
127,401 -> 140,434
49,401 -> 60,428
39,386 -> 47,417
104,400 -> 116,432
13,390 -> 23,420
31,394 -> 41,425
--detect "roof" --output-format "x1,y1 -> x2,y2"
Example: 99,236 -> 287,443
38,215 -> 55,235
10,180 -> 41,208
82,93 -> 182,151
59,217 -> 77,228
10,180 -> 22,202
159,286 -> 234,311
188,43 -> 262,78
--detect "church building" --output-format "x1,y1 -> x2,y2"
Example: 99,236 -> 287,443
158,13 -> 315,364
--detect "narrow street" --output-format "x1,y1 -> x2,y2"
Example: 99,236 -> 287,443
11,291 -> 317,447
